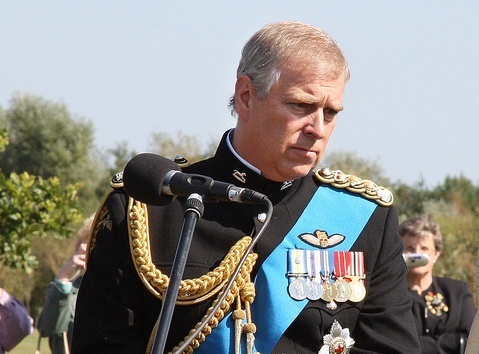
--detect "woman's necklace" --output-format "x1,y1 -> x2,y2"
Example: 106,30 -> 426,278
425,291 -> 449,316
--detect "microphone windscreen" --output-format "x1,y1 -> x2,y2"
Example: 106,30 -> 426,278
123,153 -> 181,206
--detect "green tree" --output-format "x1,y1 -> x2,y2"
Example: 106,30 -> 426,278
106,141 -> 138,177
430,176 -> 479,216
320,151 -> 390,186
149,131 -> 216,163
392,181 -> 428,221
433,212 -> 478,303
0,129 -> 82,272
0,92 -> 102,211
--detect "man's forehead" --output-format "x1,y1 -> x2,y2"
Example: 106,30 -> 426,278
281,83 -> 345,110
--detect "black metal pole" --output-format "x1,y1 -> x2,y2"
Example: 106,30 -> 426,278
151,194 -> 204,354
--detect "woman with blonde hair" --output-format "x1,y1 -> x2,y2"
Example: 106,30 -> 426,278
37,214 -> 94,354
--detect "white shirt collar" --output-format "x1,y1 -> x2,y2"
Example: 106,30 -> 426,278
226,130 -> 261,175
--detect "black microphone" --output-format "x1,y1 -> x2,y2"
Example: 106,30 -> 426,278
123,153 -> 269,206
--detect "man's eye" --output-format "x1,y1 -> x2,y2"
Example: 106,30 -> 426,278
294,103 -> 311,109
292,103 -> 315,115
324,108 -> 338,121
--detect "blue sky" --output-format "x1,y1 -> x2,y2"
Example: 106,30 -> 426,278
2,1 -> 478,187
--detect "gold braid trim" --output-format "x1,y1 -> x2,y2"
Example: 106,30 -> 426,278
85,191 -> 114,265
130,196 -> 259,354
315,168 -> 394,206
127,197 -> 257,305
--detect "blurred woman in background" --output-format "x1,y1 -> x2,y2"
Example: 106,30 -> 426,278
36,214 -> 94,354
399,215 -> 475,354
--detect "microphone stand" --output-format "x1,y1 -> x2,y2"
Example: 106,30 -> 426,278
151,193 -> 205,354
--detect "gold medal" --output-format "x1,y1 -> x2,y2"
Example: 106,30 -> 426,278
333,251 -> 352,303
321,278 -> 338,303
344,251 -> 367,303
334,278 -> 352,303
347,276 -> 366,303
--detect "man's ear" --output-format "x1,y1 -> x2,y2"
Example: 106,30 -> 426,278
234,75 -> 254,122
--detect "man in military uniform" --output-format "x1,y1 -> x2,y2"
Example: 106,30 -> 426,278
72,21 -> 421,353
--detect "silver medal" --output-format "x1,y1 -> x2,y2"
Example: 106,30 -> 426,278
288,278 -> 308,300
307,280 -> 324,301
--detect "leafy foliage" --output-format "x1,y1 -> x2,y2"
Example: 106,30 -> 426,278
0,171 -> 81,271
0,93 -> 103,214
320,151 -> 390,186
0,93 -> 95,182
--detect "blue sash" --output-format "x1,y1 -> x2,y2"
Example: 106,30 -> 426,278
196,184 -> 377,353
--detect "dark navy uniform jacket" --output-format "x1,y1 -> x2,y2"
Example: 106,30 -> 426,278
409,276 -> 475,353
72,131 -> 421,354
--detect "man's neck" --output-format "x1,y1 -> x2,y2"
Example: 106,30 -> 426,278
226,129 -> 261,175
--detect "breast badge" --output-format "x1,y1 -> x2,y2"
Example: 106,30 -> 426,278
299,230 -> 345,249
319,320 -> 355,354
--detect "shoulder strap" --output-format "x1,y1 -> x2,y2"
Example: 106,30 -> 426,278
315,168 -> 394,206
85,171 -> 125,263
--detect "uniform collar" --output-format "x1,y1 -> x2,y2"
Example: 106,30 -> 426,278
213,129 -> 299,204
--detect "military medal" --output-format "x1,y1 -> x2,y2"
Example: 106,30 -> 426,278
307,281 -> 323,301
306,250 -> 324,301
333,251 -> 352,303
346,252 -> 366,303
320,251 -> 338,309
287,249 -> 309,300
288,278 -> 309,300
321,279 -> 338,304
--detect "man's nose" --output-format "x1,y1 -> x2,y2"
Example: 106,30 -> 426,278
304,110 -> 326,139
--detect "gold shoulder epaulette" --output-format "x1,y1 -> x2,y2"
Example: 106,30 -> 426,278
110,171 -> 124,189
315,168 -> 394,207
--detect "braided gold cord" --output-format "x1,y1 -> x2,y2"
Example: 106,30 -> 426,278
128,198 -> 256,305
127,197 -> 259,353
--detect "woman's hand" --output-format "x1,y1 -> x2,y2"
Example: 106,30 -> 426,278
57,243 -> 87,282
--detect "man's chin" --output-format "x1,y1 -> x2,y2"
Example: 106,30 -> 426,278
285,165 -> 314,181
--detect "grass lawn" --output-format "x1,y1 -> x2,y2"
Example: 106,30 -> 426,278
9,329 -> 41,354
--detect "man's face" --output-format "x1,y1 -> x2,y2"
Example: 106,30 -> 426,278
235,64 -> 346,182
